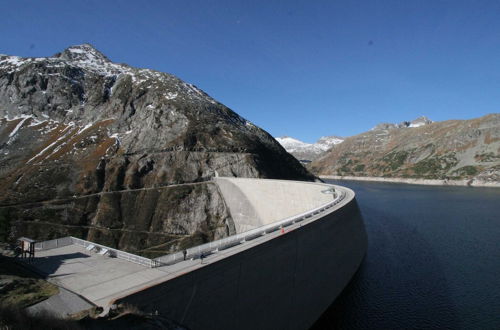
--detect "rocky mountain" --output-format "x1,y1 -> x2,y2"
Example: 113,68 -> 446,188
310,114 -> 500,184
0,44 -> 314,256
407,116 -> 433,127
371,116 -> 433,130
276,135 -> 344,161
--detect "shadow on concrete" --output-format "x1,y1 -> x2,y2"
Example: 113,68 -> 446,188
30,252 -> 90,276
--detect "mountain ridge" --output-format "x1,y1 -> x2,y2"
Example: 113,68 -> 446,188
276,135 -> 344,161
310,114 -> 500,184
277,116 -> 434,162
0,44 -> 314,255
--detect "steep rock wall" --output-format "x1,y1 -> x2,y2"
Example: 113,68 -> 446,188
0,44 -> 315,252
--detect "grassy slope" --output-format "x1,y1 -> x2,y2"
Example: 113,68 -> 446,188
0,255 -> 59,308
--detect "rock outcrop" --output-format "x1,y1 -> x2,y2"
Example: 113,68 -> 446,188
0,44 -> 314,256
311,114 -> 500,184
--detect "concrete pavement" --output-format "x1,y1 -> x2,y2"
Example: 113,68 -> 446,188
27,287 -> 93,318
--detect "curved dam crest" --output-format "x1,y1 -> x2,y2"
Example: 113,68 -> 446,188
24,178 -> 367,329
215,177 -> 336,232
116,178 -> 368,330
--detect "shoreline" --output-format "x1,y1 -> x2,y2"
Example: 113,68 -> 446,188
320,175 -> 500,188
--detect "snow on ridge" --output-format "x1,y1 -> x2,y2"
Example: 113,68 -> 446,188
275,136 -> 313,151
0,56 -> 24,67
0,50 -> 129,77
181,82 -> 217,104
316,136 -> 344,150
0,44 -> 136,79
1,45 -> 222,107
0,55 -> 29,73
60,45 -> 186,90
66,47 -> 86,54
276,135 -> 344,154
372,116 -> 433,130
409,116 -> 433,128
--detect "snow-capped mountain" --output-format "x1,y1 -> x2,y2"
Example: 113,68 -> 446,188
278,116 -> 432,162
316,136 -> 345,150
0,44 -> 314,255
276,135 -> 344,161
275,136 -> 312,152
371,116 -> 433,131
408,116 -> 433,127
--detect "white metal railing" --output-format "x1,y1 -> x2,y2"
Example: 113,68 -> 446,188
70,237 -> 160,268
35,236 -> 160,268
34,236 -> 73,250
33,185 -> 347,269
154,188 -> 347,266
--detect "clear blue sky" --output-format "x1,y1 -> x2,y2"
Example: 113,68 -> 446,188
3,0 -> 500,142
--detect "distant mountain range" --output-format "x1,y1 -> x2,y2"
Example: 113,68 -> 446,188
275,135 -> 344,161
310,114 -> 500,184
276,116 -> 433,161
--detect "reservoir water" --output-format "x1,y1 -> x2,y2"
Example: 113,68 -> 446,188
312,180 -> 500,330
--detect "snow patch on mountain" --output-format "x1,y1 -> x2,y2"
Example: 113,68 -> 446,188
0,43 -> 220,107
409,116 -> 433,127
316,136 -> 344,150
276,136 -> 313,152
371,116 -> 433,131
276,135 -> 344,160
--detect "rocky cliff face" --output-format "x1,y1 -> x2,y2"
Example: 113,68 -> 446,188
0,44 -> 314,256
310,114 -> 500,184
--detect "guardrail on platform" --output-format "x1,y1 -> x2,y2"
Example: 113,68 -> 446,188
70,237 -> 160,268
154,188 -> 347,266
33,185 -> 346,269
35,236 -> 160,268
34,236 -> 73,251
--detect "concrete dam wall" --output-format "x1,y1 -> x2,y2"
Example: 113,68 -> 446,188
215,177 -> 335,232
114,178 -> 368,330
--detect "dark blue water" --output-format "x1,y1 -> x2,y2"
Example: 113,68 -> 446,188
312,180 -> 500,330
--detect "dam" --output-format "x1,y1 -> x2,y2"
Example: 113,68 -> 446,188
24,178 -> 367,329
